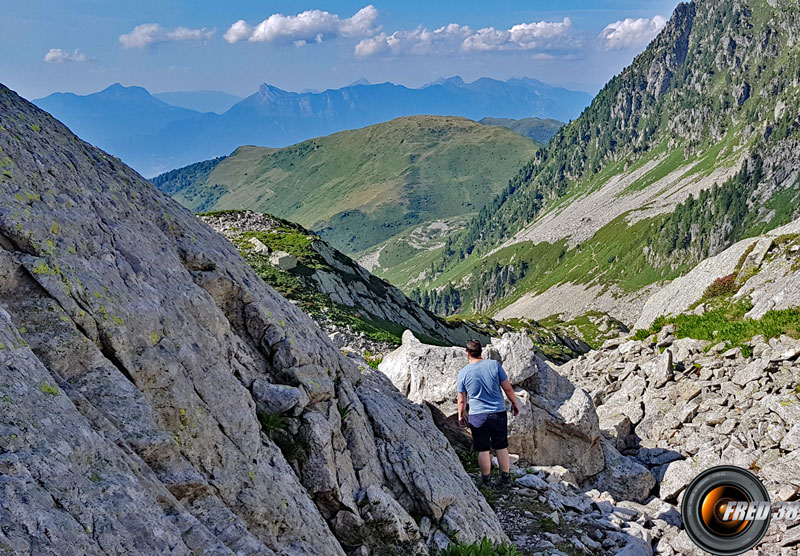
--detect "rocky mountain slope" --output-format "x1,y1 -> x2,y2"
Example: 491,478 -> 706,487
198,210 -> 487,353
37,77 -> 589,177
154,115 -> 541,255
380,320 -> 800,554
560,330 -> 800,553
412,0 -> 800,325
636,216 -> 800,329
380,331 -> 668,554
0,83 -> 511,554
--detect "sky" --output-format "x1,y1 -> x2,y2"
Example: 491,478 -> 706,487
2,0 -> 681,100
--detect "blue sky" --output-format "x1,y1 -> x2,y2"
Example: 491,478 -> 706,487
3,1 -> 680,100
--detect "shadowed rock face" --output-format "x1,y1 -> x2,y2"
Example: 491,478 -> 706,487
0,84 -> 505,554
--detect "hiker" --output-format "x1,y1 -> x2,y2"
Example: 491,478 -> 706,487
456,339 -> 520,487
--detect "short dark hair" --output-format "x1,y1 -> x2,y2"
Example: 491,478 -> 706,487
466,339 -> 482,358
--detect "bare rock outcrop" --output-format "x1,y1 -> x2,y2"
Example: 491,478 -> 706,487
636,217 -> 800,329
380,330 -> 653,499
0,84 -> 505,554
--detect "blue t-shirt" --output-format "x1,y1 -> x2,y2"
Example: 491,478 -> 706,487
456,359 -> 508,415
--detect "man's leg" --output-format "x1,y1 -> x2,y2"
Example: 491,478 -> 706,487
478,450 -> 492,477
496,448 -> 510,474
491,412 -> 511,486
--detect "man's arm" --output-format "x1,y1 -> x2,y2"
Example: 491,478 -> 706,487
500,379 -> 520,416
457,392 -> 468,428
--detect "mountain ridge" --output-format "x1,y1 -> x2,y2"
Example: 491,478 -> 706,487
153,115 -> 542,254
408,0 -> 800,325
35,77 -> 590,176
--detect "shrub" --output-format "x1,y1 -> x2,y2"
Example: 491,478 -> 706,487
258,411 -> 288,433
439,538 -> 522,556
337,403 -> 353,422
702,273 -> 738,300
363,350 -> 383,369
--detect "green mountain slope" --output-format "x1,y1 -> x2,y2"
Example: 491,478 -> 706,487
479,117 -> 564,144
154,115 -> 540,254
411,0 -> 800,324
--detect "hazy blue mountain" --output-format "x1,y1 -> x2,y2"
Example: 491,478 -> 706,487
479,117 -> 564,144
34,83 -> 207,175
152,90 -> 243,114
34,77 -> 591,177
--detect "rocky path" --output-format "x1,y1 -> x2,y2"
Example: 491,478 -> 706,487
467,463 -> 676,555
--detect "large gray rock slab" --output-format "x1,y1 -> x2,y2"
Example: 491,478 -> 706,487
583,441 -> 656,503
0,85 -> 506,555
635,217 -> 800,329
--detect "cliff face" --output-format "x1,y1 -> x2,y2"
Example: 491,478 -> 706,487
0,84 -> 504,554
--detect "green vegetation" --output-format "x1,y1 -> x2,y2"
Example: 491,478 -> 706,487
151,156 -> 227,213
257,411 -> 288,433
245,251 -> 406,345
257,410 -> 306,464
538,311 -> 628,350
337,403 -> 353,422
457,449 -> 480,474
643,298 -> 800,352
221,213 -> 449,346
438,538 -> 522,556
155,116 -> 540,254
362,350 -> 383,369
39,381 -> 59,396
405,1 -> 800,318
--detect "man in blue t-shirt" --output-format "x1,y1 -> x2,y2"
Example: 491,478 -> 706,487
457,339 -> 520,487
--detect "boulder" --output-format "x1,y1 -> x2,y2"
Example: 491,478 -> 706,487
486,332 -> 573,397
508,388 -> 604,482
251,378 -> 307,415
381,331 -> 605,482
584,440 -> 656,503
269,250 -> 298,270
596,405 -> 633,450
643,350 -> 673,389
378,330 -> 468,414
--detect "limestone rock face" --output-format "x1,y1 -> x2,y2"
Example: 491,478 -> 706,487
379,330 -> 469,414
635,218 -> 800,329
201,210 -> 488,351
0,84 -> 505,554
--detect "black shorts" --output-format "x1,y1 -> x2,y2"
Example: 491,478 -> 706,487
468,411 -> 509,452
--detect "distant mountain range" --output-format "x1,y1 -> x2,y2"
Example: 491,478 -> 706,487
34,77 -> 590,177
152,90 -> 243,114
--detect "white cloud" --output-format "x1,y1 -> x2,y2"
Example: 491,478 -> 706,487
43,48 -> 87,63
355,17 -> 577,57
224,5 -> 378,45
600,15 -> 667,50
119,23 -> 215,49
356,23 -> 472,57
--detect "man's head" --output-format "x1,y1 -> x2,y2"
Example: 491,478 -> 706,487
466,339 -> 482,360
